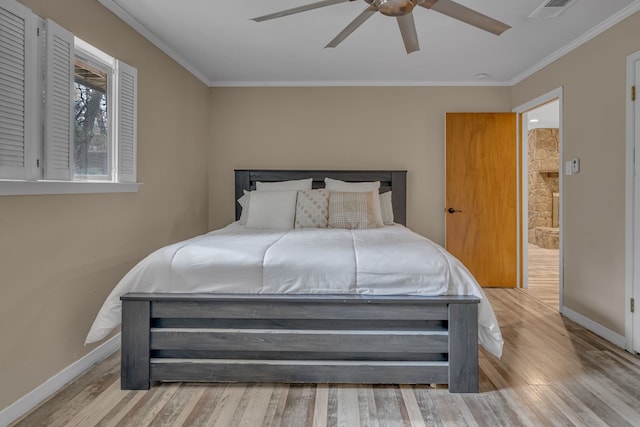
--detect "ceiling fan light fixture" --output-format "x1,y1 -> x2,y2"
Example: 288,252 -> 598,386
368,0 -> 418,16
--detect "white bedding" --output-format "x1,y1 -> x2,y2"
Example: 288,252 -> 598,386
85,223 -> 503,357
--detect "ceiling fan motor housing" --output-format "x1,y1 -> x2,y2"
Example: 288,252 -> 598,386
366,0 -> 419,16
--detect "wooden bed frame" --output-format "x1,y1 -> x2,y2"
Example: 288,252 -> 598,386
120,170 -> 480,393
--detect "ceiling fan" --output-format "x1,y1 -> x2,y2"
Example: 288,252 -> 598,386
252,0 -> 511,54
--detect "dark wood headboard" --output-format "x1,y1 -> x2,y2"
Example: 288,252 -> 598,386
234,170 -> 407,226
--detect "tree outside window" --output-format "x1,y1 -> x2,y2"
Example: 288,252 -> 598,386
74,60 -> 109,178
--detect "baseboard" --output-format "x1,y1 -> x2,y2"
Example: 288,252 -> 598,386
562,306 -> 626,348
0,333 -> 121,427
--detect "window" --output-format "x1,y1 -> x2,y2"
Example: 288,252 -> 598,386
74,57 -> 110,179
0,0 -> 138,195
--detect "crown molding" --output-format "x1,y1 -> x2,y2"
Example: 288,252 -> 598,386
209,80 -> 512,87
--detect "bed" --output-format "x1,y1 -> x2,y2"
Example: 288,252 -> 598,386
86,170 -> 502,393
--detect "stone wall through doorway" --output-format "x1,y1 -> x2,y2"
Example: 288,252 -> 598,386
528,128 -> 559,249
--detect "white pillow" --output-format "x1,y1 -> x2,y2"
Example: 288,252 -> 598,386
237,191 -> 250,225
324,178 -> 384,227
380,191 -> 394,225
256,178 -> 312,191
324,177 -> 380,192
245,190 -> 298,230
239,179 -> 312,224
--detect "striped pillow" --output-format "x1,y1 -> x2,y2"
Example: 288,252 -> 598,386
328,191 -> 379,230
295,189 -> 329,228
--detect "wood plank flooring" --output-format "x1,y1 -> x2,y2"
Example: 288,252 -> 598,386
11,289 -> 640,427
523,244 -> 560,310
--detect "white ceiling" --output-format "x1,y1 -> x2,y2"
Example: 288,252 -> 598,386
102,0 -> 640,86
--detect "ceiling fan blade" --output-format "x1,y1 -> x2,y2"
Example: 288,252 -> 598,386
420,0 -> 511,36
326,5 -> 377,48
252,0 -> 354,22
397,14 -> 419,54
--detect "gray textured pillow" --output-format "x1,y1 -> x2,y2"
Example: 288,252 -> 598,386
324,178 -> 384,227
295,189 -> 329,229
328,191 -> 379,230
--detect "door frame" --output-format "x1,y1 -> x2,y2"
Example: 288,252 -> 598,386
513,87 -> 564,310
625,49 -> 640,353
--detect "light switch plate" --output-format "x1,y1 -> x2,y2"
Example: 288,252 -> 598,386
571,158 -> 580,173
565,160 -> 572,175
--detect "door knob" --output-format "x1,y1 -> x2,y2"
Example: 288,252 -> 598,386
447,207 -> 462,214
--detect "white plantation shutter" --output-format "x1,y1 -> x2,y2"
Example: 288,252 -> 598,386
0,0 -> 37,180
117,61 -> 136,183
43,18 -> 74,180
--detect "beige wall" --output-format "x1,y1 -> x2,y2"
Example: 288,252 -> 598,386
4,0 -> 638,414
209,86 -> 512,243
513,11 -> 640,335
0,0 -> 210,409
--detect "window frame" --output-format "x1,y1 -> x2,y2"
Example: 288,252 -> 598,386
0,0 -> 139,196
73,38 -> 115,182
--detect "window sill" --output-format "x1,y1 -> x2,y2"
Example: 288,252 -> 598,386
0,180 -> 141,196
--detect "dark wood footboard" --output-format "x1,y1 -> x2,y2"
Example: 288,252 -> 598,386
120,293 -> 479,393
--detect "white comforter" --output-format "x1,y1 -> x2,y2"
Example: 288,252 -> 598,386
86,223 -> 503,357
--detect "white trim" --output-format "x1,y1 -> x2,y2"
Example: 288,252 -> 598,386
510,1 -> 640,85
515,111 -> 522,288
0,181 -> 140,196
513,87 -> 564,308
209,80 -> 513,88
625,51 -> 634,352
562,306 -> 627,348
626,49 -> 640,353
74,36 -> 117,183
74,36 -> 116,68
513,87 -> 564,114
96,0 -> 211,86
0,334 -> 120,427
519,110 -> 528,289
635,58 -> 640,354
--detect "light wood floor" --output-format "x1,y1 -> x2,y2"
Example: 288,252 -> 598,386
11,289 -> 640,427
522,244 -> 560,310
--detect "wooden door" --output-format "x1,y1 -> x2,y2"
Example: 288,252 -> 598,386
445,113 -> 517,287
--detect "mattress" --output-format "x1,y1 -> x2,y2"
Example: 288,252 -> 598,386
85,223 -> 503,357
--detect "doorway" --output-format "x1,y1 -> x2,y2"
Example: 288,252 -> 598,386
515,90 -> 563,311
